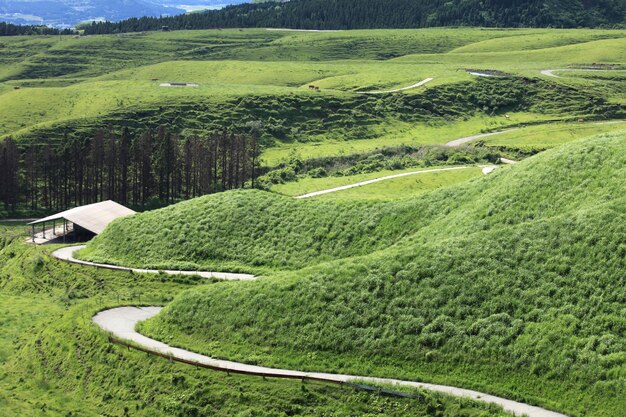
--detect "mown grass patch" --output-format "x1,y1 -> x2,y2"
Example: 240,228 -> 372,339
477,122 -> 626,150
272,166 -> 484,199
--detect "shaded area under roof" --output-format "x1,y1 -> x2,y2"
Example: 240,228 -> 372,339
29,200 -> 136,235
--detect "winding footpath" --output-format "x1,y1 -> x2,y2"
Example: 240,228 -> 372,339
294,166 -> 488,199
294,128 -> 523,199
357,77 -> 434,94
444,129 -> 517,147
51,244 -> 569,416
93,306 -> 568,417
51,246 -> 254,281
540,68 -> 618,78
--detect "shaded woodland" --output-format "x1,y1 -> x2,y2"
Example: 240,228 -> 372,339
0,22 -> 73,36
83,0 -> 626,34
0,127 -> 259,213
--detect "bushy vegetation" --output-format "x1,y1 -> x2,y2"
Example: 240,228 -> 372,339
86,133 -> 626,416
259,145 -> 499,189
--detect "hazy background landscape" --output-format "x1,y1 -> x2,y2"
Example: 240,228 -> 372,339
0,0 -> 247,27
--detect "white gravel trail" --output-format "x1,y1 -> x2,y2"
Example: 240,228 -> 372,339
356,77 -> 434,94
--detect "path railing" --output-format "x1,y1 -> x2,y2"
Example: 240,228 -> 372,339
107,336 -> 423,400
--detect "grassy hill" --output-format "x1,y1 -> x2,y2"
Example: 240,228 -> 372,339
80,132 -> 626,416
77,189 -> 431,272
0,233 -> 516,417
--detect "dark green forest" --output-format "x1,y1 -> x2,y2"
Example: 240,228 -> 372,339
83,0 -> 626,34
0,22 -> 72,36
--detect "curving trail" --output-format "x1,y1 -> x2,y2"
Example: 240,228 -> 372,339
53,247 -> 568,416
294,166 -> 492,199
541,68 -> 611,78
444,129 -> 517,147
51,246 -> 254,281
356,77 -> 434,94
93,306 -> 568,417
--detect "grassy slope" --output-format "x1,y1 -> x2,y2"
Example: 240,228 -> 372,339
78,189 -> 434,272
85,133 -> 626,416
0,232 -> 513,417
477,122 -> 626,150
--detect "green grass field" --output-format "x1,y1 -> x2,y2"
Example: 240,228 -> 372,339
272,165 -> 485,199
2,27 -> 626,167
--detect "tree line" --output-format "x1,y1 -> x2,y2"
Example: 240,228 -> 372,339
82,0 -> 626,34
0,22 -> 74,36
0,127 -> 260,214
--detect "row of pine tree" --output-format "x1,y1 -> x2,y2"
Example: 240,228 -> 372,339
0,127 -> 260,214
83,0 -> 626,35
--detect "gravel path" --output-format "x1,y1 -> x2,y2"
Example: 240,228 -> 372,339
541,68 -> 609,78
444,129 -> 517,147
293,128 -> 522,199
294,166 -> 488,199
357,77 -> 434,94
52,246 -> 254,281
93,306 -> 569,417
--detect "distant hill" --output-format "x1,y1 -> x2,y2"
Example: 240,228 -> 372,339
83,0 -> 626,34
0,0 -> 248,28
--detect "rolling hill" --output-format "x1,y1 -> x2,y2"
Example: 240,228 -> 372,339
0,0 -> 247,28
79,131 -> 626,416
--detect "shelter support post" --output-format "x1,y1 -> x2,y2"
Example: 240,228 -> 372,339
31,225 -> 35,243
42,222 -> 45,239
63,220 -> 66,244
53,220 -> 56,236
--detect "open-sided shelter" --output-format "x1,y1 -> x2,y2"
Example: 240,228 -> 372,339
28,200 -> 135,243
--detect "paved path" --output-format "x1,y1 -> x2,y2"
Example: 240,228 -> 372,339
294,166 -> 489,199
541,68 -> 609,78
293,128 -> 523,199
357,78 -> 434,94
467,71 -> 499,77
444,129 -> 517,147
93,306 -> 568,417
51,246 -> 255,281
